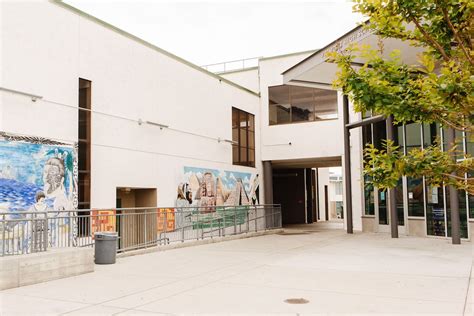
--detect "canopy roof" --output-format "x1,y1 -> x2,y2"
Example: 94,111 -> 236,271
282,23 -> 424,87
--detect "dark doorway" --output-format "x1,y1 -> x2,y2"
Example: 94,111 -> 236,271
273,169 -> 306,225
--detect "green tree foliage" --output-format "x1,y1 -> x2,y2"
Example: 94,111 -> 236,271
328,0 -> 473,192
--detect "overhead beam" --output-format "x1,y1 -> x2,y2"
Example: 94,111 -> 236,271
346,115 -> 385,129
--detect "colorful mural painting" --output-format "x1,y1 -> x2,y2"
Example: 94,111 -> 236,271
0,132 -> 78,252
175,167 -> 259,229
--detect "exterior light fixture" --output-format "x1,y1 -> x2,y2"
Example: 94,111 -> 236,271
218,137 -> 238,145
145,120 -> 169,129
0,86 -> 43,102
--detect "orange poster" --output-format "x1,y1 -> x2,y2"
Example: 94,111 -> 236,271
157,208 -> 175,233
91,210 -> 116,235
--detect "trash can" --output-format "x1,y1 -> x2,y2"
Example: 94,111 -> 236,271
94,232 -> 118,264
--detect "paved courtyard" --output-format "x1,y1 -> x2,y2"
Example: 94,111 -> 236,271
0,225 -> 473,315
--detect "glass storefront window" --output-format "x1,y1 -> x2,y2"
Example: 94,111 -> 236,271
422,122 -> 441,148
364,176 -> 375,216
407,177 -> 424,217
268,85 -> 338,125
405,123 -> 422,153
395,179 -> 404,225
378,189 -> 389,225
426,185 -> 445,236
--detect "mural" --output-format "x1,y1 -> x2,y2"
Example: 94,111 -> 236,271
0,132 -> 78,252
175,166 -> 259,229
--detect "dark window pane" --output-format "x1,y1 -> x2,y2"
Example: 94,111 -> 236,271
232,145 -> 239,163
373,121 -> 387,150
248,131 -> 255,149
396,179 -> 404,225
248,115 -> 255,132
239,129 -> 247,147
378,190 -> 388,225
269,104 -> 290,125
405,123 -> 422,152
268,85 -> 337,125
407,177 -> 424,217
426,185 -> 445,236
364,175 -> 375,216
423,123 -> 440,147
239,146 -> 248,164
248,149 -> 255,167
232,108 -> 239,128
232,128 -> 238,144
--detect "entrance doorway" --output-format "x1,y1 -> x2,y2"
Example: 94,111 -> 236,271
270,157 -> 343,228
116,188 -> 157,250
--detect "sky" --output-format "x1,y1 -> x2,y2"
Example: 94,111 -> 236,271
64,0 -> 364,66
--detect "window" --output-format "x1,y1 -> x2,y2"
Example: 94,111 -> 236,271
268,85 -> 337,125
78,79 -> 91,236
232,108 -> 255,167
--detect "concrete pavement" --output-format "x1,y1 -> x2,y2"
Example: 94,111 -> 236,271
0,225 -> 472,315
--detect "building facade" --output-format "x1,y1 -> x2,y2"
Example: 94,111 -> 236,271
1,1 -> 472,241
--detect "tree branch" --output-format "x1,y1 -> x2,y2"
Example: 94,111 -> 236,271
440,5 -> 473,65
410,16 -> 450,62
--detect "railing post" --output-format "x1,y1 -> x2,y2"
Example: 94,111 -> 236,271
234,207 -> 237,235
246,208 -> 249,233
222,211 -> 225,237
271,205 -> 275,229
68,213 -> 72,247
181,210 -> 185,242
144,209 -> 147,248
43,213 -> 48,252
255,206 -> 258,232
2,214 -> 5,256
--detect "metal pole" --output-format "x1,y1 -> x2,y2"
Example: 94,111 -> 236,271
343,95 -> 353,233
386,115 -> 399,238
446,128 -> 461,244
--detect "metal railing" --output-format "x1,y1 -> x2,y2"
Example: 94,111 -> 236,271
0,204 -> 281,256
201,56 -> 261,74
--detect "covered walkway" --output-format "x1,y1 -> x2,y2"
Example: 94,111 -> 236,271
0,231 -> 472,315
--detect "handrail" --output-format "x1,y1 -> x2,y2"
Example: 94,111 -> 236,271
1,204 -> 282,256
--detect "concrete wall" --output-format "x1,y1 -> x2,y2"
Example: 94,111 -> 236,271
220,67 -> 260,94
0,1 -> 261,208
0,248 -> 94,290
258,52 -> 345,162
318,168 -> 330,221
407,218 -> 426,237
362,216 -> 375,233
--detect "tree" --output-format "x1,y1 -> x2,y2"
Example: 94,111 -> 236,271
328,0 -> 473,193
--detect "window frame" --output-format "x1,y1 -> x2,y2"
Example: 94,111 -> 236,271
232,107 -> 255,167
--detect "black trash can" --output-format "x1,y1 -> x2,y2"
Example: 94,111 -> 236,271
94,232 -> 118,264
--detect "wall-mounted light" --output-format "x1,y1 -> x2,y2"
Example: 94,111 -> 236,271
0,86 -> 43,102
264,142 -> 292,146
146,120 -> 169,130
218,137 -> 238,145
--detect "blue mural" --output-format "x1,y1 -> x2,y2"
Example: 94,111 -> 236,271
0,132 -> 78,251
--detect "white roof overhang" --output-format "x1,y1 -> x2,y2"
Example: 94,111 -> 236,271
282,24 -> 424,87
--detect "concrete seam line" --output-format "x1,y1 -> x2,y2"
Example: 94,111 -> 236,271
462,263 -> 473,315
